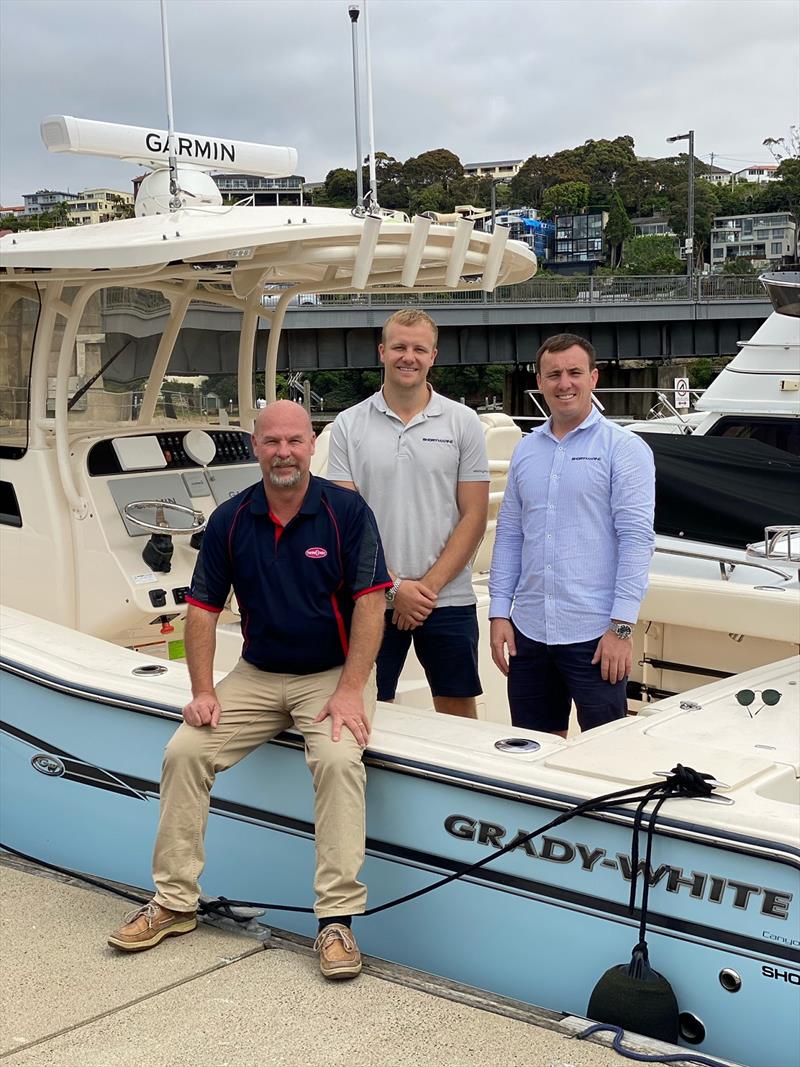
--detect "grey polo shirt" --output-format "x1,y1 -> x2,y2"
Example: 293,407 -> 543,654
328,388 -> 489,607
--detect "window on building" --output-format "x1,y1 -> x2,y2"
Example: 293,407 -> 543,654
772,229 -> 784,238
713,248 -> 724,258
770,242 -> 783,255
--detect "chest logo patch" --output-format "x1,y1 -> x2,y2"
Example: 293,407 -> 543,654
305,547 -> 328,559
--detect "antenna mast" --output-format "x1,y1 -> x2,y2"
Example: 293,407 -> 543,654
159,0 -> 182,212
363,0 -> 379,208
348,5 -> 365,210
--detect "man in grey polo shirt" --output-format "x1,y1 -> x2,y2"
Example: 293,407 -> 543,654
328,309 -> 490,718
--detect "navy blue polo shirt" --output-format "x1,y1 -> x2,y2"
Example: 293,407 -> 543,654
187,475 -> 391,675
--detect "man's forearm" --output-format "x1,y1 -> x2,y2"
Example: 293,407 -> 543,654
184,605 -> 218,695
337,590 -> 386,692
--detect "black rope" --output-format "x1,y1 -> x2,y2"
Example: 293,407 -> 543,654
624,766 -> 715,976
577,1023 -> 730,1067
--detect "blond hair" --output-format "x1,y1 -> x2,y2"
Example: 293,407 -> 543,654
381,308 -> 438,347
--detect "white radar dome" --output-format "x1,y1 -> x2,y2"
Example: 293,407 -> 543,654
135,168 -> 222,217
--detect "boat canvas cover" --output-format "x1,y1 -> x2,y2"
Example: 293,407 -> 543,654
641,433 -> 800,549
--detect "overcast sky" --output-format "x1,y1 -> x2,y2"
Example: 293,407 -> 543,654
1,0 -> 797,205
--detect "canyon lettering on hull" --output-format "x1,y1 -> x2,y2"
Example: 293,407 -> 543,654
144,133 -> 235,164
444,814 -> 793,921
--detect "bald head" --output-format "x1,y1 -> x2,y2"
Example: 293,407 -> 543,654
252,400 -> 316,492
254,399 -> 313,438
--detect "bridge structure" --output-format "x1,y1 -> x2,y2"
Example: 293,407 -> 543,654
103,276 -> 771,417
271,276 -> 769,372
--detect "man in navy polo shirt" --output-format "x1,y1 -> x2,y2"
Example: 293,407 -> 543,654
109,401 -> 390,980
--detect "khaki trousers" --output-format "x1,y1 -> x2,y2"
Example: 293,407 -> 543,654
152,659 -> 376,918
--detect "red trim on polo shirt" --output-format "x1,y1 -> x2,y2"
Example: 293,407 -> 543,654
321,498 -> 343,573
354,582 -> 393,599
227,498 -> 250,563
186,596 -> 223,613
330,594 -> 349,656
269,510 -> 285,546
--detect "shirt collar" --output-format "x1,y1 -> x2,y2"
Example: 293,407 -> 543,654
371,386 -> 443,418
249,475 -> 322,517
535,404 -> 602,443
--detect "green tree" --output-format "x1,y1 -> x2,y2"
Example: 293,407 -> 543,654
510,155 -> 550,207
605,189 -> 633,267
408,182 -> 449,215
763,125 -> 799,162
322,168 -> 357,206
668,179 -> 721,269
722,257 -> 758,275
621,235 -> 684,275
540,181 -> 590,220
372,151 -> 406,209
107,193 -> 134,219
402,149 -> 463,194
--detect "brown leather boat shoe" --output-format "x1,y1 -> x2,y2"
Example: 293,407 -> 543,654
108,900 -> 197,952
314,923 -> 362,979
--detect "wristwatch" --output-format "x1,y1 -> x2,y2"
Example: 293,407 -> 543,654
385,577 -> 402,605
609,621 -> 634,640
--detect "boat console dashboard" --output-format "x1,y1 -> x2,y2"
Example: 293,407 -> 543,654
70,426 -> 261,642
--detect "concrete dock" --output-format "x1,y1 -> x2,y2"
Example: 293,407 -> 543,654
1,854 -> 706,1066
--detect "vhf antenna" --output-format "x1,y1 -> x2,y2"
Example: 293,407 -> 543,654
348,5 -> 365,211
362,0 -> 379,208
159,0 -> 182,212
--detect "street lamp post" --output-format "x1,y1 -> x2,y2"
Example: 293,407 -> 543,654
667,131 -> 695,294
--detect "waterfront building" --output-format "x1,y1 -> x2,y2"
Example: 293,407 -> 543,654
483,207 -> 554,262
463,159 -> 523,180
211,172 -> 305,206
22,189 -> 73,215
631,213 -> 675,237
551,211 -> 608,273
701,165 -> 733,186
68,188 -> 134,225
732,163 -> 779,184
710,211 -> 796,270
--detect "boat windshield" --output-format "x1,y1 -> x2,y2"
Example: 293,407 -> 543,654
760,272 -> 800,318
65,286 -> 253,428
0,288 -> 41,458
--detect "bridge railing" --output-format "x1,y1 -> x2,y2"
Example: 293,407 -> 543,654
316,274 -> 767,307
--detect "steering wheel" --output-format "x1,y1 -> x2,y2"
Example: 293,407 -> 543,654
123,500 -> 206,535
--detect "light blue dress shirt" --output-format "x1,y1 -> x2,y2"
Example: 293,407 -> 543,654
489,407 -> 655,645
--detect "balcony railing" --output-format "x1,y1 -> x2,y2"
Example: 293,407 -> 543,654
315,274 -> 769,307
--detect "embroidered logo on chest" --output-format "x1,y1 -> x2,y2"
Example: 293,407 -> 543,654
305,547 -> 328,559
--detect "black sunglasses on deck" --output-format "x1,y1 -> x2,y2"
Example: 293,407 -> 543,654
735,689 -> 781,707
735,689 -> 781,717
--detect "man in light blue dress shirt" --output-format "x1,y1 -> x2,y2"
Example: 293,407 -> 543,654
489,334 -> 655,735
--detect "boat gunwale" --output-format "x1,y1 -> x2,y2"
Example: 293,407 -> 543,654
3,653 -> 799,870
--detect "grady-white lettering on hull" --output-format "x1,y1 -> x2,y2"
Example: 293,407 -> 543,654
444,814 -> 794,920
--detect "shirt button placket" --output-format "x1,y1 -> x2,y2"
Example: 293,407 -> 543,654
544,445 -> 565,642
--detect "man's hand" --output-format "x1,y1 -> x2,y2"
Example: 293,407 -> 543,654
392,580 -> 437,626
490,618 -> 516,676
591,630 -> 633,685
182,690 -> 221,729
392,610 -> 421,631
314,687 -> 371,747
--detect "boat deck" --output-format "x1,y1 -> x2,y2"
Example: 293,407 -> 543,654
0,854 -> 693,1067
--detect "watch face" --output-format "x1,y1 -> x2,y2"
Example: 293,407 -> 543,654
614,623 -> 633,639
